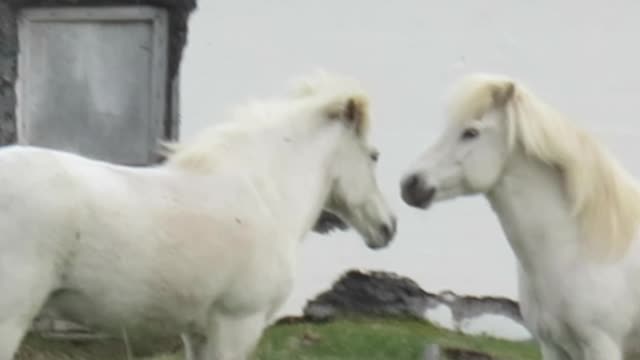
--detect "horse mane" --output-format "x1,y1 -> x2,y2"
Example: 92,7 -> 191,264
288,69 -> 371,136
162,71 -> 370,173
449,73 -> 640,258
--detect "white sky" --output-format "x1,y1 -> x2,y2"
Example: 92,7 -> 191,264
179,0 -> 640,316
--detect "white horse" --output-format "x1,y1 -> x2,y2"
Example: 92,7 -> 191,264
0,72 -> 397,360
400,73 -> 640,359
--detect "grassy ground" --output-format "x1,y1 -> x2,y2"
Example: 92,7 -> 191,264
17,317 -> 541,360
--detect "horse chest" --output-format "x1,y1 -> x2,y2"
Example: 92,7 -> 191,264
517,270 -> 580,344
219,250 -> 296,315
518,266 -> 632,355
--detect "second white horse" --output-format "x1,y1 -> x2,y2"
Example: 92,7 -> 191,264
401,73 -> 640,359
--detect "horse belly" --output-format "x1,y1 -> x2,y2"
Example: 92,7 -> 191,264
53,247 -> 207,335
43,286 -> 207,339
52,233 -> 212,333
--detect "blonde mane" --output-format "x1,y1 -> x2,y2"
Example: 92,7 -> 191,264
448,73 -> 640,258
288,69 -> 371,135
162,71 -> 370,173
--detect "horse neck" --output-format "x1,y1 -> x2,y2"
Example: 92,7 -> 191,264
486,149 -> 582,273
239,121 -> 340,241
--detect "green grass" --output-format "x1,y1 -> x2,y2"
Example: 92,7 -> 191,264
17,317 -> 541,360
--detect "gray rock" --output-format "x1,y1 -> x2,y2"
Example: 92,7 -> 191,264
303,269 -> 529,341
303,269 -> 439,321
437,290 -> 523,328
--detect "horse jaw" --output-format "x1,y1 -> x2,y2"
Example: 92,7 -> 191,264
311,210 -> 348,234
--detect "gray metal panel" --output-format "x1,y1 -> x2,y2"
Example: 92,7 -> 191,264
17,6 -> 168,165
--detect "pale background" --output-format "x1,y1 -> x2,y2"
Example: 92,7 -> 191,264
179,0 -> 640,317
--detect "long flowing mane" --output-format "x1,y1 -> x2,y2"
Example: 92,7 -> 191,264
161,71 -> 369,173
449,74 -> 640,258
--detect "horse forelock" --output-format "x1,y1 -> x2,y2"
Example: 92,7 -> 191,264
290,70 -> 371,139
445,73 -> 515,125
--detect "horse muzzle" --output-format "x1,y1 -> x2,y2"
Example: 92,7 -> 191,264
400,174 -> 436,209
367,216 -> 397,249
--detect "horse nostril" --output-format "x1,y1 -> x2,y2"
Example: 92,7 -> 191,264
401,174 -> 436,209
379,218 -> 397,241
380,224 -> 392,239
402,174 -> 420,193
401,174 -> 423,199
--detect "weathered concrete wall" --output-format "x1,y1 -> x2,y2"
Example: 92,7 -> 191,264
0,0 -> 196,144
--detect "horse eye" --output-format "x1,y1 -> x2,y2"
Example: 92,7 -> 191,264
461,128 -> 479,140
370,151 -> 379,162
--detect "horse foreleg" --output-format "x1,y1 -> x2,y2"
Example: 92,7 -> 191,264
581,332 -> 623,360
198,311 -> 266,360
121,327 -> 134,360
0,318 -> 30,360
0,262 -> 53,359
540,342 -> 571,360
181,333 -> 198,360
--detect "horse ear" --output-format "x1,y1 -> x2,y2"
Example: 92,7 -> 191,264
492,82 -> 515,107
326,96 -> 369,136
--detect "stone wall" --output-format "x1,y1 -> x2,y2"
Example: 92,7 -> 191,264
0,0 -> 17,144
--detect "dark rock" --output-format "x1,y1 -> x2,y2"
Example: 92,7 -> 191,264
438,290 -> 523,326
273,316 -> 310,325
303,269 -> 439,321
302,269 -> 526,337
